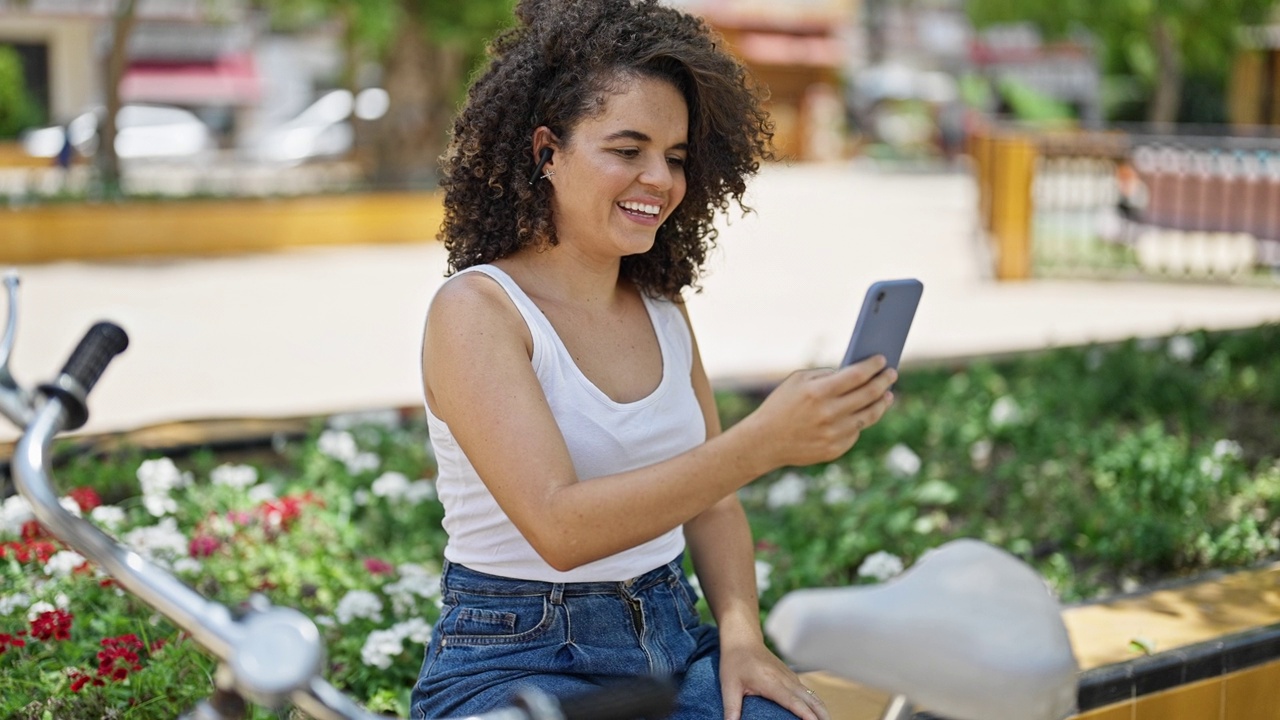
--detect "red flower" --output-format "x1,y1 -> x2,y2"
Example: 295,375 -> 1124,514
363,557 -> 395,575
188,534 -> 221,558
0,539 -> 58,564
20,520 -> 47,541
97,634 -> 145,683
67,487 -> 102,513
68,668 -> 104,692
257,493 -> 322,530
30,609 -> 73,641
0,632 -> 26,654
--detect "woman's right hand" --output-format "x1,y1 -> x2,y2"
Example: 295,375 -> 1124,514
744,355 -> 897,470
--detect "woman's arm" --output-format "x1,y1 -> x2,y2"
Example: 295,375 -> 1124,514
680,306 -> 830,720
424,275 -> 894,572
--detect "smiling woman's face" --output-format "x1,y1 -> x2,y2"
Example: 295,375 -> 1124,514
543,75 -> 690,261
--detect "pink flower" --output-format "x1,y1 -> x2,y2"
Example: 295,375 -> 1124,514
188,534 -> 221,558
364,557 -> 395,575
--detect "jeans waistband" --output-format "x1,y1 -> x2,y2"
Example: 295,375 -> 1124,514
441,554 -> 686,598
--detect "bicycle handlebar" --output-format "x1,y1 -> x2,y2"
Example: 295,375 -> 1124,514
7,318 -> 679,720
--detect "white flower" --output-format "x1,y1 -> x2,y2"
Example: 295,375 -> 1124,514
173,558 -> 203,575
393,617 -> 434,644
90,505 -> 126,530
1212,439 -> 1243,460
1167,335 -> 1196,363
346,452 -> 381,475
353,489 -> 370,506
247,484 -> 277,503
404,480 -> 438,504
0,593 -> 30,616
55,593 -> 70,609
371,472 -> 410,500
754,560 -> 773,595
1,494 -> 34,536
766,472 -> 808,509
315,615 -> 335,627
26,601 -> 56,621
335,590 -> 384,624
122,518 -> 189,565
822,484 -> 854,505
384,567 -> 442,616
969,439 -> 994,470
44,551 -> 86,578
211,464 -> 258,490
361,628 -> 404,669
989,396 -> 1023,428
137,458 -> 191,497
857,551 -> 905,582
884,444 -> 922,477
143,492 -> 178,518
59,496 -> 83,517
318,430 -> 359,463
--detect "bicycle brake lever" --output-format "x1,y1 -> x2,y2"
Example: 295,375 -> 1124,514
0,270 -> 35,427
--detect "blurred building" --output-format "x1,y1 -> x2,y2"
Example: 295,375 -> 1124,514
0,0 -> 344,147
968,23 -> 1102,126
671,0 -> 857,161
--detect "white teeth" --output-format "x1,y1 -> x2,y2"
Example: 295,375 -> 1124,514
619,201 -> 660,216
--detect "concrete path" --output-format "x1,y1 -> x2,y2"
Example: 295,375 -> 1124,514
5,163 -> 1280,443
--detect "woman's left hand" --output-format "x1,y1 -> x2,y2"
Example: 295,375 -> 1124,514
718,637 -> 829,720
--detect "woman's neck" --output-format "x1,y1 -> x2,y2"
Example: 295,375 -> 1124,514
499,243 -> 628,310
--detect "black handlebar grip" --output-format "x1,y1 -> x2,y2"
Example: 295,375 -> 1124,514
59,321 -> 129,395
556,676 -> 677,720
39,322 -> 129,430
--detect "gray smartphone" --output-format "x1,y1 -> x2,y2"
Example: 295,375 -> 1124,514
840,278 -> 924,370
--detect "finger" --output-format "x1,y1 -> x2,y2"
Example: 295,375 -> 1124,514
774,687 -> 822,720
804,687 -> 831,720
722,685 -> 744,720
828,366 -> 897,416
819,355 -> 888,393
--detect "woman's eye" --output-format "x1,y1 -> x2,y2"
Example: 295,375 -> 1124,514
667,156 -> 686,168
614,148 -> 640,158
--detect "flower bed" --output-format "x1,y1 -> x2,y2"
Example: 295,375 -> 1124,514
2,325 -> 1279,718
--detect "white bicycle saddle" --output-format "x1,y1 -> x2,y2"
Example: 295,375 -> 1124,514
765,539 -> 1079,720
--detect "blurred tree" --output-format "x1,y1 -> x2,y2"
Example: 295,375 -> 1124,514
262,0 -> 514,188
99,0 -> 138,197
0,45 -> 44,138
967,0 -> 1280,125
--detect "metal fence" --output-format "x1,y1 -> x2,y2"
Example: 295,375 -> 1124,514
976,125 -> 1280,284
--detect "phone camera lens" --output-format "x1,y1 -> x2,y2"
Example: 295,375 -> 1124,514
876,291 -> 886,301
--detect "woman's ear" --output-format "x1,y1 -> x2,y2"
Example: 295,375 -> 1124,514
530,126 -> 560,184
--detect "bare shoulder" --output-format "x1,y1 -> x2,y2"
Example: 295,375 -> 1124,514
426,271 -> 530,349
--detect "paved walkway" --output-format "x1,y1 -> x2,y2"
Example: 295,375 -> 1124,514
5,163 -> 1280,443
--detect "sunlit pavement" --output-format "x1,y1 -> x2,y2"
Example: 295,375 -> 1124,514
5,161 -> 1280,442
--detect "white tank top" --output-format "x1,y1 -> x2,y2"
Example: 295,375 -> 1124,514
424,264 -> 705,582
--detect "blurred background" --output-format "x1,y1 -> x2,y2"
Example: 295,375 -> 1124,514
4,0 -> 1280,437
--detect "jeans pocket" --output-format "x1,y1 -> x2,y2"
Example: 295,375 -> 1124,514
441,593 -> 553,646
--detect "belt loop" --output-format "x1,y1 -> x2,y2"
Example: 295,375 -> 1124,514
550,582 -> 565,605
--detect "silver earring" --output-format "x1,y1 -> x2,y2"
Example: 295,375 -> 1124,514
541,170 -> 555,180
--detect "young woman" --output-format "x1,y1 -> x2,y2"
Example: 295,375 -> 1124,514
411,2 -> 896,718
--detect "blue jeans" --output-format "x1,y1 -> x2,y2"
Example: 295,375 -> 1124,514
410,555 -> 798,720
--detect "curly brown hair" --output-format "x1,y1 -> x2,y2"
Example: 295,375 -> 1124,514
438,0 -> 774,299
